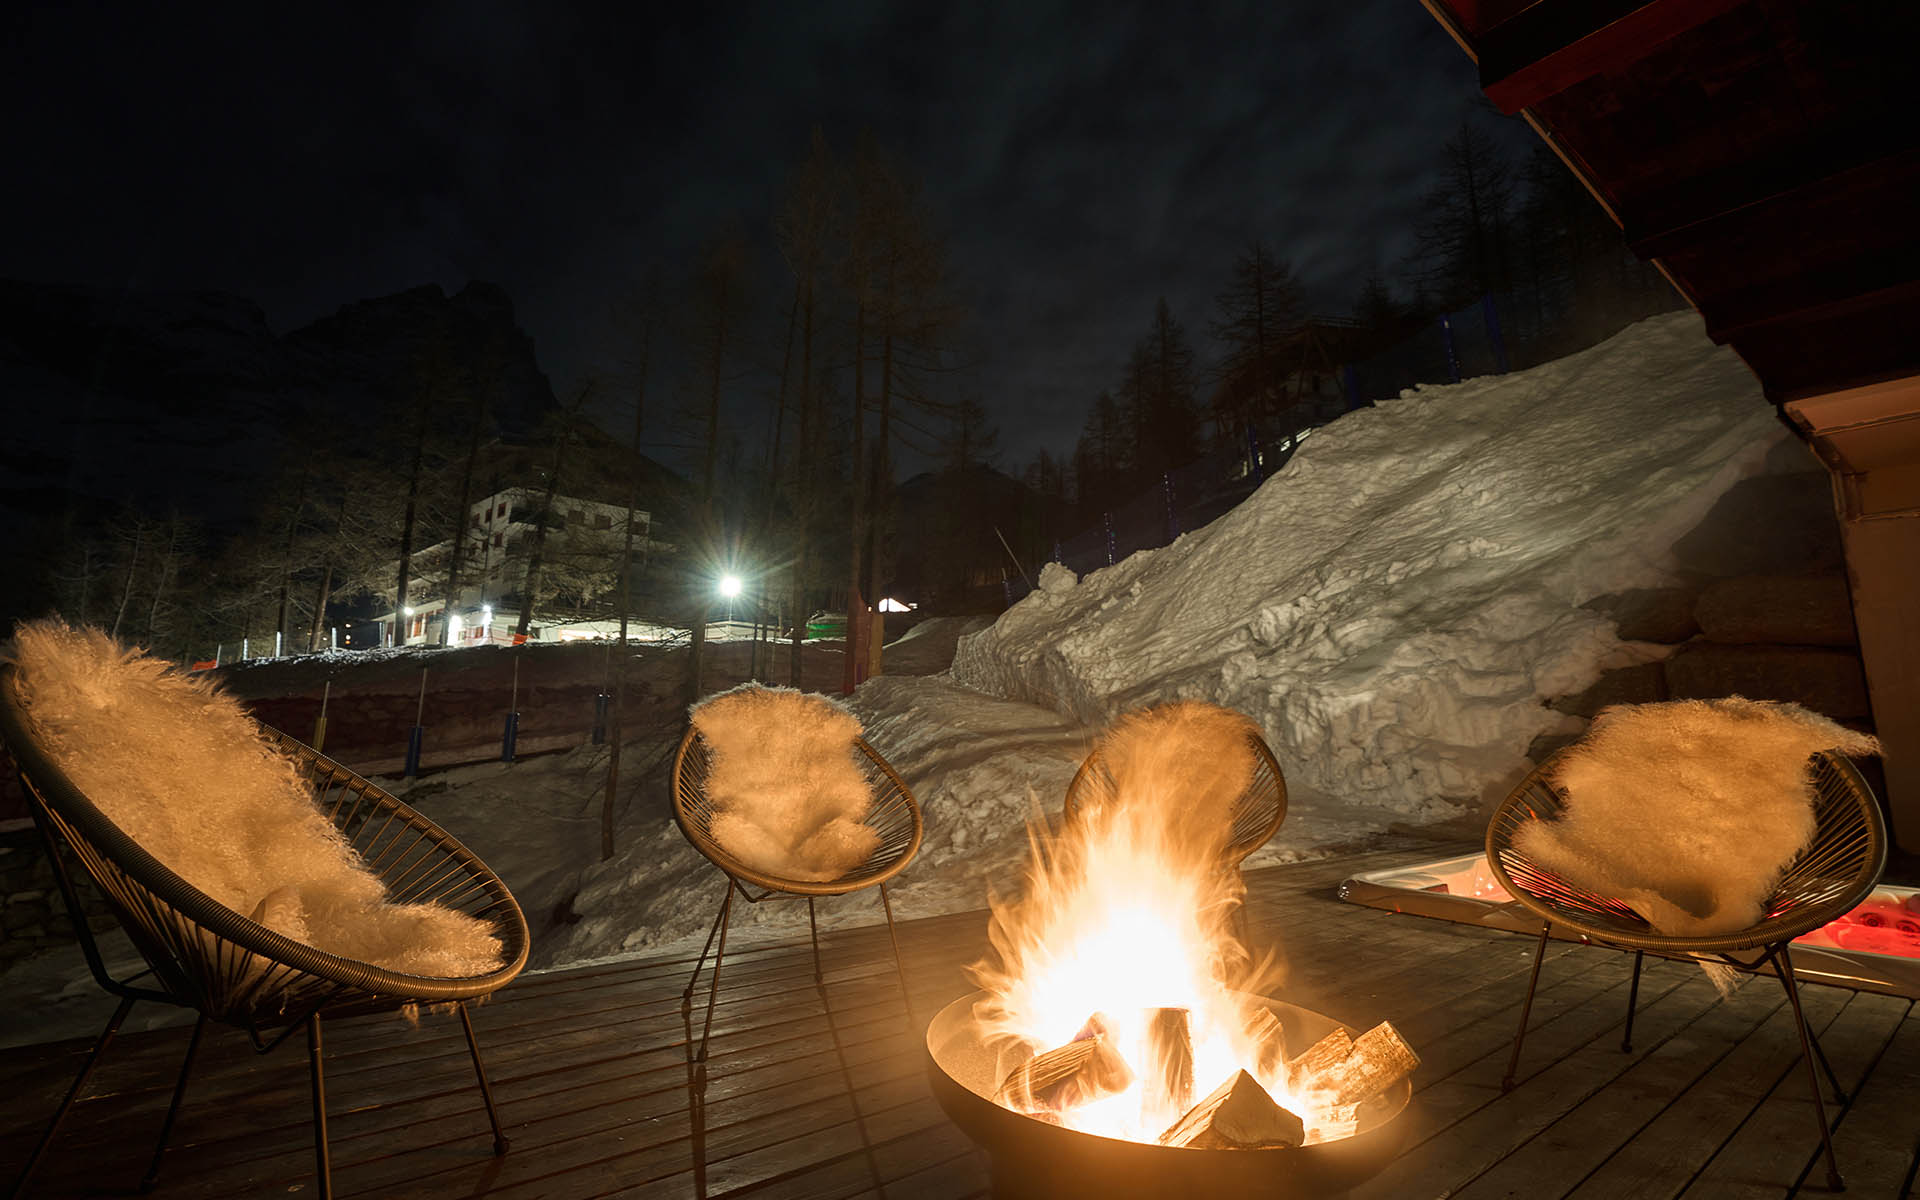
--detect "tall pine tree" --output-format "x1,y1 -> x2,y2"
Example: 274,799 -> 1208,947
1207,240 -> 1303,448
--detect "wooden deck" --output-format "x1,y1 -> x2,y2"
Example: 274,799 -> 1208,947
4,842 -> 1919,1198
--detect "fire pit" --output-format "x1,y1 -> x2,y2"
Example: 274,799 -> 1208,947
931,708 -> 1419,1196
927,989 -> 1411,1199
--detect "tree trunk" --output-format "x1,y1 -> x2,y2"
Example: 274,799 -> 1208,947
755,285 -> 799,682
790,278 -> 816,688
515,456 -> 565,641
146,519 -> 179,645
689,267 -> 730,704
444,408 -> 486,644
396,423 -> 426,641
110,523 -> 143,641
843,301 -> 868,694
605,327 -> 649,862
308,563 -> 334,652
275,469 -> 309,650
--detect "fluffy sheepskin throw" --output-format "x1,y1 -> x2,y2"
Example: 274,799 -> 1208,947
1513,697 -> 1880,940
690,684 -> 879,882
1096,701 -> 1261,856
7,621 -> 503,979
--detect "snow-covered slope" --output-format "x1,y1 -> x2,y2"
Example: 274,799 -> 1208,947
953,311 -> 1780,820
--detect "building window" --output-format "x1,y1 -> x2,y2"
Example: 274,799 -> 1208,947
595,513 -> 612,530
494,532 -> 504,547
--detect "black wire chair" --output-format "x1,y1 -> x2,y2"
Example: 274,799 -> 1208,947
671,722 -> 923,1086
1486,747 -> 1885,1191
0,664 -> 530,1199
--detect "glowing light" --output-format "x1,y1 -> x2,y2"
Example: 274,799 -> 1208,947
878,597 -> 915,613
717,574 -> 743,599
403,606 -> 415,617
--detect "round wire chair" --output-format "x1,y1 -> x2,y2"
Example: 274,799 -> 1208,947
1485,747 -> 1885,1190
671,721 -> 923,1080
1062,728 -> 1288,868
0,664 -> 530,1200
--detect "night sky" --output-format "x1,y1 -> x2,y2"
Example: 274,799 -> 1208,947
6,0 -> 1508,468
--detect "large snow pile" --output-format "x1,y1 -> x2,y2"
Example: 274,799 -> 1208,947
953,312 -> 1780,821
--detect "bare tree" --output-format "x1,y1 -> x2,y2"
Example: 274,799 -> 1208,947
1408,120 -> 1517,311
841,137 -> 963,686
513,382 -> 598,641
1208,240 -> 1303,445
682,233 -> 749,700
775,131 -> 840,685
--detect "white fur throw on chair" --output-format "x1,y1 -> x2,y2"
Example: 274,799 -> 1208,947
8,621 -> 503,979
1513,697 -> 1879,939
690,685 -> 880,882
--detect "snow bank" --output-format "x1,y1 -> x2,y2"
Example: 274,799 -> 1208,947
953,313 -> 1780,820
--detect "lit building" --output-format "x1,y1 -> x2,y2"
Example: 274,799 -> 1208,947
371,487 -> 655,647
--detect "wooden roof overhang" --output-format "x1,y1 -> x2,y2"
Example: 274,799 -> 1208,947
1417,0 -> 1920,407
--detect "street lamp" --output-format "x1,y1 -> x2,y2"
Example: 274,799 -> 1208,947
717,573 -> 743,625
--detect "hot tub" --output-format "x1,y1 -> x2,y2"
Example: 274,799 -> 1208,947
1339,852 -> 1920,999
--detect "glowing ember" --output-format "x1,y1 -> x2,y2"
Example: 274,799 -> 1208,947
966,736 -> 1409,1147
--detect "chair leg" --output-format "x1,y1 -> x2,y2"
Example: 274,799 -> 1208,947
695,884 -> 735,1076
308,1012 -> 333,1200
1774,944 -> 1844,1192
457,1002 -> 511,1155
1503,921 -> 1552,1093
1621,950 -> 1644,1053
879,882 -> 913,1027
808,896 -> 825,987
141,1012 -> 207,1192
12,994 -> 135,1197
682,885 -> 731,1016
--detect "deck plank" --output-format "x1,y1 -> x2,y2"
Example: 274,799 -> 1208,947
1447,969 -> 1790,1200
4,840 -> 1915,1200
1680,990 -> 1910,1199
1565,982 -> 1856,1200
1818,1005 -> 1920,1197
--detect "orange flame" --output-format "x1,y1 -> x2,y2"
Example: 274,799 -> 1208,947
969,766 -> 1301,1141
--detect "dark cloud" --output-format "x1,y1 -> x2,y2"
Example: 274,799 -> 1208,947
4,0 -> 1519,469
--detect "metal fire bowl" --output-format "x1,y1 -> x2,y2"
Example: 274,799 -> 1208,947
926,989 -> 1412,1200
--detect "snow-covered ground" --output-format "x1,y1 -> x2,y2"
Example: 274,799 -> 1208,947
1,312 -> 1788,1048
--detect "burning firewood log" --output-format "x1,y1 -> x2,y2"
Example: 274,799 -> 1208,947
1159,1069 -> 1306,1150
1142,1007 -> 1196,1118
1287,1020 -> 1419,1113
1243,1006 -> 1289,1077
1286,1025 -> 1354,1090
1321,1021 -> 1419,1105
996,1029 -> 1133,1112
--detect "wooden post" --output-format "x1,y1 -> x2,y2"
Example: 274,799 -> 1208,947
1786,378 -> 1920,851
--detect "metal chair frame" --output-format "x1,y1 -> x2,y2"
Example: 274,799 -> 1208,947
0,664 -> 530,1199
670,723 -> 924,1087
1486,747 -> 1886,1191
